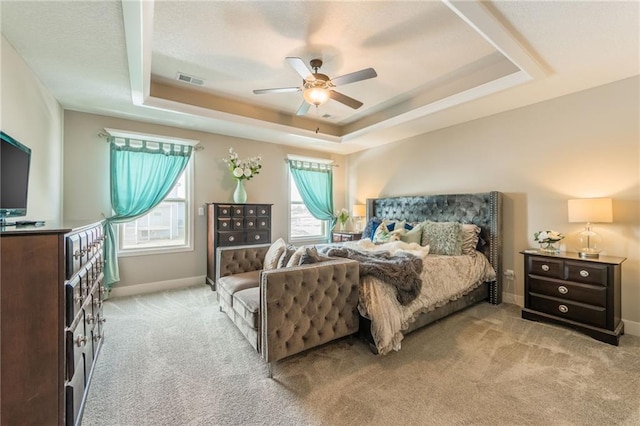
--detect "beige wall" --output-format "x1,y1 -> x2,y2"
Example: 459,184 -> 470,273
1,36 -> 63,222
63,111 -> 346,290
347,76 -> 640,328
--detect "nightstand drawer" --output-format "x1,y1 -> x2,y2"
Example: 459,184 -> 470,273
528,256 -> 563,279
530,294 -> 606,328
529,277 -> 606,307
565,261 -> 607,286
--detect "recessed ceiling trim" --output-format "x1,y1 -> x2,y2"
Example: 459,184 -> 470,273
122,0 -> 154,105
444,0 -> 546,79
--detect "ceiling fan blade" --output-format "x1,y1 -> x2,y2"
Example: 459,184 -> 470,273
296,101 -> 311,116
253,87 -> 301,95
331,68 -> 377,86
330,91 -> 363,109
286,57 -> 316,82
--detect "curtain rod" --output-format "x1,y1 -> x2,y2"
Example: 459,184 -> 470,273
284,158 -> 338,167
98,130 -> 204,151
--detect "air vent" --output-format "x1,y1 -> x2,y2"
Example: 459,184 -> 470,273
322,114 -> 333,119
176,72 -> 204,86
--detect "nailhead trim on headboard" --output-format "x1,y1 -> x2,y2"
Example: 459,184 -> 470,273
366,191 -> 503,304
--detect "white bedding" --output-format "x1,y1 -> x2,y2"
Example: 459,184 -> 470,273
343,239 -> 496,355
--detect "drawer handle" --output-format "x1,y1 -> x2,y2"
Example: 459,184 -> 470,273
74,293 -> 84,304
235,209 -> 242,214
75,335 -> 88,347
558,285 -> 569,295
222,209 -> 228,214
235,222 -> 242,227
74,250 -> 82,259
255,235 -> 261,240
86,314 -> 95,324
558,304 -> 569,314
222,223 -> 228,228
228,236 -> 235,242
249,209 -> 254,214
541,264 -> 550,272
260,222 -> 266,226
580,270 -> 589,277
248,221 -> 254,226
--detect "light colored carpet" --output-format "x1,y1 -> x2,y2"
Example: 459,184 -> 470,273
82,285 -> 640,426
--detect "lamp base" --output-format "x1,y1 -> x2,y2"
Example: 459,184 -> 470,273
578,249 -> 600,259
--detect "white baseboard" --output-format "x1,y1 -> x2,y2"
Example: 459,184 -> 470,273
109,275 -> 207,299
502,291 -> 639,337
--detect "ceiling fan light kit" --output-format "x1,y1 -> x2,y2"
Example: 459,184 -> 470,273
253,57 -> 377,115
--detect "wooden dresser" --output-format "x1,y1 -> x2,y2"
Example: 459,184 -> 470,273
1,221 -> 105,426
332,231 -> 362,243
521,250 -> 625,345
206,203 -> 272,288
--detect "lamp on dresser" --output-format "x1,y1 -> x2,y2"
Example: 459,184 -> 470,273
567,198 -> 613,258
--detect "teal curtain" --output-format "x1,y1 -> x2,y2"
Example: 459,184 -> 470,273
288,160 -> 336,234
104,137 -> 193,289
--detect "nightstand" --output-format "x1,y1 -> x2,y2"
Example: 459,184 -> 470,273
332,231 -> 362,243
521,250 -> 625,345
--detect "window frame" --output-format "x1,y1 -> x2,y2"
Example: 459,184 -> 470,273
111,129 -> 197,257
287,155 -> 333,245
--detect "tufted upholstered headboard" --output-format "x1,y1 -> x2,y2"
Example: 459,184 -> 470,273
365,191 -> 503,304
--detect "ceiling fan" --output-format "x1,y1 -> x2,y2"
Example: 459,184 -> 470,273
253,57 -> 377,116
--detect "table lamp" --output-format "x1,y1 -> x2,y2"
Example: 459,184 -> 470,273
352,204 -> 366,232
567,198 -> 613,258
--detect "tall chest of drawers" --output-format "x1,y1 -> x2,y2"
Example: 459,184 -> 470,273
521,251 -> 625,345
206,203 -> 272,288
0,221 -> 105,425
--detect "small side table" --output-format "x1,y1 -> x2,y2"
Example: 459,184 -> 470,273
332,231 -> 362,243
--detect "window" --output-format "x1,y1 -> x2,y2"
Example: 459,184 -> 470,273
289,173 -> 327,240
115,144 -> 195,257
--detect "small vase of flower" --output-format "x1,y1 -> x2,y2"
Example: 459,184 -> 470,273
335,208 -> 350,232
222,148 -> 262,203
534,230 -> 564,253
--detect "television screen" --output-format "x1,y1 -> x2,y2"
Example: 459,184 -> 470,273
1,131 -> 31,222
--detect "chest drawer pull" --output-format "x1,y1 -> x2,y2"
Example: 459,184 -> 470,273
75,335 -> 88,347
254,235 -> 261,240
580,270 -> 589,277
558,304 -> 569,313
228,236 -> 235,242
541,264 -> 550,272
558,285 -> 568,294
248,221 -> 254,226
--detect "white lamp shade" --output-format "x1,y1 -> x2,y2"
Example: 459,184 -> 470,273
303,87 -> 330,106
352,204 -> 366,217
567,198 -> 613,223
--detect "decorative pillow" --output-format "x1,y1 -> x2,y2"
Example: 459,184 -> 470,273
461,224 -> 481,255
263,238 -> 286,270
400,222 -> 423,244
286,245 -> 307,267
362,217 -> 382,240
277,244 -> 297,268
421,221 -> 463,255
299,246 -> 331,265
372,220 -> 394,243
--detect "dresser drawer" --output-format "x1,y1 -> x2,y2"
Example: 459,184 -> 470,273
565,261 -> 607,286
257,205 -> 271,217
528,256 -> 564,279
217,218 -> 232,231
65,276 -> 84,327
217,231 -> 244,246
245,205 -> 258,216
529,277 -> 606,307
65,362 -> 86,426
65,233 -> 83,279
529,294 -> 606,328
216,204 -> 232,217
231,205 -> 245,216
246,230 -> 268,244
231,218 -> 245,229
65,313 -> 88,381
256,217 -> 270,229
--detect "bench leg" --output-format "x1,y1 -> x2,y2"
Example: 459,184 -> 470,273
267,362 -> 273,379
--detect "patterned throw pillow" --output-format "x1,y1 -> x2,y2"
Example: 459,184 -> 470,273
277,244 -> 297,268
373,220 -> 404,243
421,221 -> 463,255
263,238 -> 286,270
299,246 -> 331,265
362,217 -> 382,240
286,245 -> 307,267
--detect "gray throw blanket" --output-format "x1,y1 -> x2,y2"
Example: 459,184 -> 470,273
323,246 -> 423,305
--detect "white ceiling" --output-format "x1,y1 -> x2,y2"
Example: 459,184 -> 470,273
1,1 -> 638,154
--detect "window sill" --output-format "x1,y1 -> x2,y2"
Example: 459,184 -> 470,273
118,244 -> 193,258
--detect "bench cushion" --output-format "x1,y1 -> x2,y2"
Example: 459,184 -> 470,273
233,287 -> 260,329
217,270 -> 260,307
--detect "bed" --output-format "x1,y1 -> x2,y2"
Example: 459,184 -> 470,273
323,191 -> 503,354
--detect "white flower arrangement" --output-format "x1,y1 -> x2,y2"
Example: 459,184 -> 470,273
335,208 -> 350,225
534,230 -> 564,244
222,147 -> 262,181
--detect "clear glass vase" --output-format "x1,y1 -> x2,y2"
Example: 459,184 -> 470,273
539,241 -> 560,253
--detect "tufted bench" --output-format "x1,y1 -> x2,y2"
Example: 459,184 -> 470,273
215,244 -> 360,376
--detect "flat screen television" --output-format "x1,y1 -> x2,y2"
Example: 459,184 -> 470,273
1,131 -> 32,226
